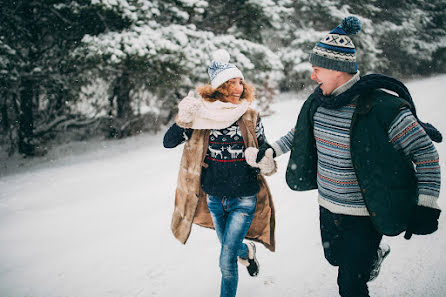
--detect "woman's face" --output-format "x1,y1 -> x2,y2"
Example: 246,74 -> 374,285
225,77 -> 244,102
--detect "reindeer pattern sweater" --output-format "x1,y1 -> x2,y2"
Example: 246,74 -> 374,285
163,118 -> 266,197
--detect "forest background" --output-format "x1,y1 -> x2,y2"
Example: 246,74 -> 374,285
1,0 -> 445,157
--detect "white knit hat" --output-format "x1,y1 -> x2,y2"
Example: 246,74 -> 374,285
208,49 -> 244,89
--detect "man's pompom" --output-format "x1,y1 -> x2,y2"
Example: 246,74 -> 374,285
341,16 -> 361,35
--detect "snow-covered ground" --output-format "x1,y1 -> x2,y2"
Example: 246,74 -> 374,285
1,75 -> 445,297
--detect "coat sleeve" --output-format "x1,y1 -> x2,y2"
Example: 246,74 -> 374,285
163,123 -> 193,148
388,107 -> 441,209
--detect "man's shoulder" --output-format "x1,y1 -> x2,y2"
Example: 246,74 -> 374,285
372,90 -> 410,109
300,93 -> 318,111
367,90 -> 410,118
367,90 -> 411,123
305,93 -> 317,102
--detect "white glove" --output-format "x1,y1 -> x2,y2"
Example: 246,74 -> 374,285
257,148 -> 277,176
245,147 -> 259,167
245,147 -> 277,176
176,91 -> 201,127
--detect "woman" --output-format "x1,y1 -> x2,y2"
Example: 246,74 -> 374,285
163,49 -> 276,297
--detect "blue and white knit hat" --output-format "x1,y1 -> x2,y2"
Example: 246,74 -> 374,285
208,49 -> 244,89
309,16 -> 361,73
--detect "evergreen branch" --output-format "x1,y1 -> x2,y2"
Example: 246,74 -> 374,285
49,6 -> 72,25
96,11 -> 110,32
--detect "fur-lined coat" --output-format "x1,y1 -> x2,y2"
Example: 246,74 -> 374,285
171,108 -> 276,251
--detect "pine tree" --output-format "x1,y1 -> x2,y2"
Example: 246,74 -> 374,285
274,0 -> 446,91
75,0 -> 284,138
0,0 -> 126,156
2,0 -> 444,156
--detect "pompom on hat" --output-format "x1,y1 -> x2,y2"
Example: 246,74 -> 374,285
309,16 -> 361,73
208,49 -> 244,89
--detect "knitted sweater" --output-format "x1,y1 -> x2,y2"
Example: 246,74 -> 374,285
272,83 -> 440,216
163,118 -> 265,197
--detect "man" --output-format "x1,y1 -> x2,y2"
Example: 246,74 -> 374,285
245,16 -> 442,297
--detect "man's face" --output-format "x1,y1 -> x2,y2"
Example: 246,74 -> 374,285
311,66 -> 340,96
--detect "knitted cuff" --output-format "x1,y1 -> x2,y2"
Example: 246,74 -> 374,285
270,142 -> 284,157
418,194 -> 441,210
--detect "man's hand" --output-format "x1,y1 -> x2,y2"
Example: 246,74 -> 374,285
404,205 -> 441,240
256,142 -> 276,162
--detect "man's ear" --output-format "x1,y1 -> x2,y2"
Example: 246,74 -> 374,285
333,70 -> 343,78
338,71 -> 354,83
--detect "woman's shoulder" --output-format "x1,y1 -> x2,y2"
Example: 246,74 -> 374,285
243,107 -> 260,121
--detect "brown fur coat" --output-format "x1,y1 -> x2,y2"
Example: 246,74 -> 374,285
171,108 -> 276,251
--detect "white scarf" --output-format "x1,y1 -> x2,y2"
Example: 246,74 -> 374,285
191,99 -> 250,129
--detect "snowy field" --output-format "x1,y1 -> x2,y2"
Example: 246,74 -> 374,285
1,75 -> 446,297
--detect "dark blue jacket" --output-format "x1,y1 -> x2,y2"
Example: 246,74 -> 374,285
286,91 -> 418,236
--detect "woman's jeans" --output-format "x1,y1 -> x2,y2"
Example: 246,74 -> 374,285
207,194 -> 257,297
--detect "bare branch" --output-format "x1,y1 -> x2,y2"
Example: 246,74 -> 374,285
34,115 -> 101,136
34,115 -> 69,136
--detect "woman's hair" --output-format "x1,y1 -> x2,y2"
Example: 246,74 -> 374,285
196,80 -> 255,103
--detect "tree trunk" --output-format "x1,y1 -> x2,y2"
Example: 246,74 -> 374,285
0,94 -> 9,132
116,72 -> 132,119
18,77 -> 36,156
54,94 -> 66,117
107,72 -> 133,138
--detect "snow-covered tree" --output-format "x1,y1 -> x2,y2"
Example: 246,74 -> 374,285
1,0 -> 445,156
0,0 -> 126,155
274,0 -> 446,91
371,0 -> 446,75
75,0 -> 284,138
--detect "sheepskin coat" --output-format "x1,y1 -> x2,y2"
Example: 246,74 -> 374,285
171,108 -> 276,252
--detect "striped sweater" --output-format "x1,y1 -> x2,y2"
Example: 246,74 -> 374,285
271,104 -> 441,216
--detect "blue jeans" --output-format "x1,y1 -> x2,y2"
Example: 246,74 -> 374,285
207,194 -> 257,297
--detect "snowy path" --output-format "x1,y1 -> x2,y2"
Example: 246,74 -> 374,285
1,75 -> 446,297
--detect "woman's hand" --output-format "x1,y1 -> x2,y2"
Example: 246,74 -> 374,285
256,142 -> 276,162
245,147 -> 277,176
176,91 -> 201,127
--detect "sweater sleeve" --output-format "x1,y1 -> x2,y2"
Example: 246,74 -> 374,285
163,123 -> 193,148
388,107 -> 441,209
269,128 -> 295,157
